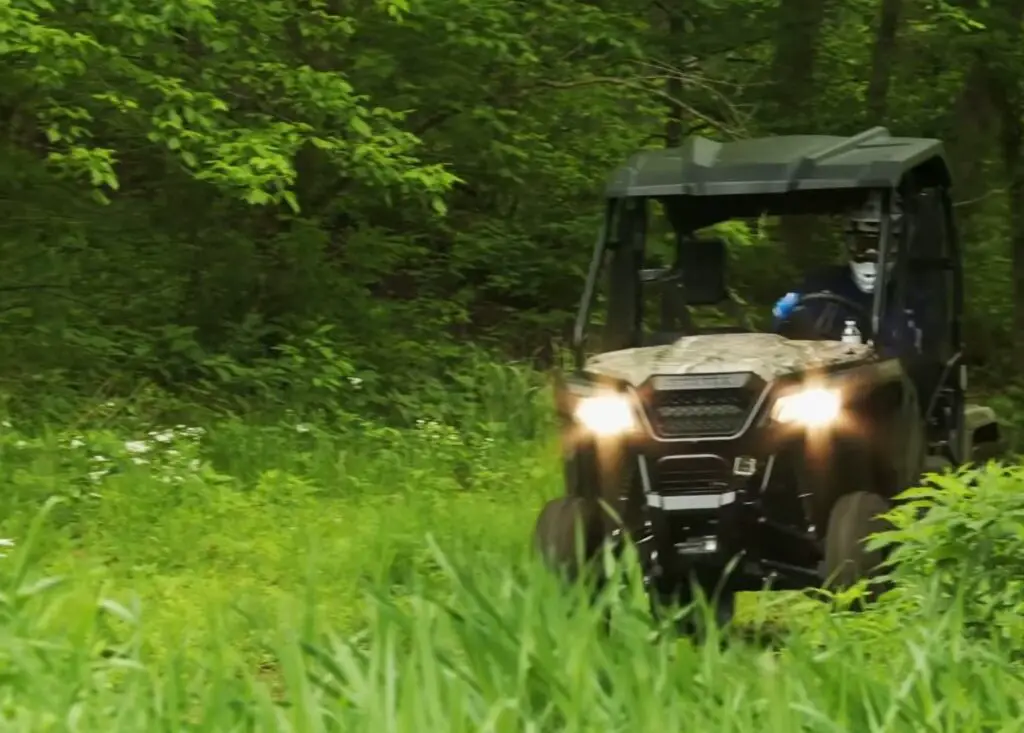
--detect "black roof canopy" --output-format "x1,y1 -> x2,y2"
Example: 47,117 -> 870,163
604,127 -> 951,198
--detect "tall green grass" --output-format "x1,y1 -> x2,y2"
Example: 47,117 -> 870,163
0,413 -> 561,660
3,501 -> 1024,731
1,364 -> 1023,730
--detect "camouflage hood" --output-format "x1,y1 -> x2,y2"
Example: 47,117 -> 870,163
584,333 -> 875,386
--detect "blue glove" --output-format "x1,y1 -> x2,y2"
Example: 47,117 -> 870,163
772,292 -> 801,322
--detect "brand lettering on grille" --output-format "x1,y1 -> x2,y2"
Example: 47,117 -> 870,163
652,374 -> 749,390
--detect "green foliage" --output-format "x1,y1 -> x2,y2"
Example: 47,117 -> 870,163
0,404 -> 562,663
0,0 -> 674,417
2,413 -> 1024,728
1,0 -> 1022,412
2,0 -> 454,203
876,463 -> 1024,647
3,0 -> 1024,725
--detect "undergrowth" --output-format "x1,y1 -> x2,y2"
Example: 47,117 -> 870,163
1,359 -> 1023,730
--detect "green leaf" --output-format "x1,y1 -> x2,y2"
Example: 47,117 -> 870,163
349,117 -> 373,136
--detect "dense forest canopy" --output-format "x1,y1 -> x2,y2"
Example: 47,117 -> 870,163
2,0 -> 1022,421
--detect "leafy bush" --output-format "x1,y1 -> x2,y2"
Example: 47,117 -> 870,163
875,462 -> 1024,647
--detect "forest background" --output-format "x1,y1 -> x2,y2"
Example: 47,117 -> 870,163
4,0 -> 1024,422
2,0 -> 1024,728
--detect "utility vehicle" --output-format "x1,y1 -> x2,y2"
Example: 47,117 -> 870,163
534,126 -> 1002,616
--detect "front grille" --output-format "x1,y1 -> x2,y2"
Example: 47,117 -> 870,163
646,387 -> 758,438
657,456 -> 730,493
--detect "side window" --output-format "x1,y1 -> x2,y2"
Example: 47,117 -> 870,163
640,200 -> 691,338
903,189 -> 953,359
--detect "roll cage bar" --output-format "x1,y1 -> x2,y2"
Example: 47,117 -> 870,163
571,184 -> 959,370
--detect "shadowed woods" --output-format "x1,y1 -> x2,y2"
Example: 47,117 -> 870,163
4,0 -> 1024,728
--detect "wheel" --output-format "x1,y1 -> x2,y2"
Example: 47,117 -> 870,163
922,455 -> 953,477
971,441 -> 1007,464
533,496 -> 604,579
823,491 -> 893,597
910,455 -> 954,520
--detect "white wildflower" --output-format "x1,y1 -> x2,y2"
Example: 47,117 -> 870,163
295,423 -> 311,433
131,456 -> 149,466
146,425 -> 174,444
124,441 -> 150,454
69,438 -> 85,449
0,538 -> 13,558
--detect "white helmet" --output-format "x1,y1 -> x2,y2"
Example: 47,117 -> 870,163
846,191 -> 902,293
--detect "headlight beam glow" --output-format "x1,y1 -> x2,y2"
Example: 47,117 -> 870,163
574,393 -> 636,436
771,387 -> 841,427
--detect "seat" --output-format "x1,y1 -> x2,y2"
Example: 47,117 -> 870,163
643,237 -> 749,344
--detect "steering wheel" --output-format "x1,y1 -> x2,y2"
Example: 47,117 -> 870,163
785,290 -> 876,342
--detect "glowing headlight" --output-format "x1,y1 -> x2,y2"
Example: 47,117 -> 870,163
574,393 -> 636,436
771,388 -> 841,427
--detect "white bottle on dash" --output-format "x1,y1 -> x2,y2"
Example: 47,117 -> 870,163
841,319 -> 862,345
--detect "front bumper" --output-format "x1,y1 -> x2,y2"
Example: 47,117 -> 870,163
571,437 -> 823,590
561,371 -> 837,588
639,449 -> 761,564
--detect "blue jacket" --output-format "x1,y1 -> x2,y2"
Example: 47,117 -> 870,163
773,266 -> 923,356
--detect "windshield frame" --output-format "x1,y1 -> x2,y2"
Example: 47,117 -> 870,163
572,188 -> 899,369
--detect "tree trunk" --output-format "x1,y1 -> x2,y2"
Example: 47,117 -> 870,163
865,0 -> 903,123
947,61 -> 997,233
1004,133 -> 1024,362
991,87 -> 1024,361
768,0 -> 828,134
665,10 -> 685,148
983,0 -> 1024,361
767,0 -> 830,276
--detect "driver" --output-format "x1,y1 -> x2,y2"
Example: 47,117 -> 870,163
772,191 -> 920,352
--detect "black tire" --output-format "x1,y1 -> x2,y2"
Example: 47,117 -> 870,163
533,496 -> 604,579
823,491 -> 893,595
690,586 -> 737,636
971,441 -> 1007,464
921,455 -> 953,477
912,455 -> 954,520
